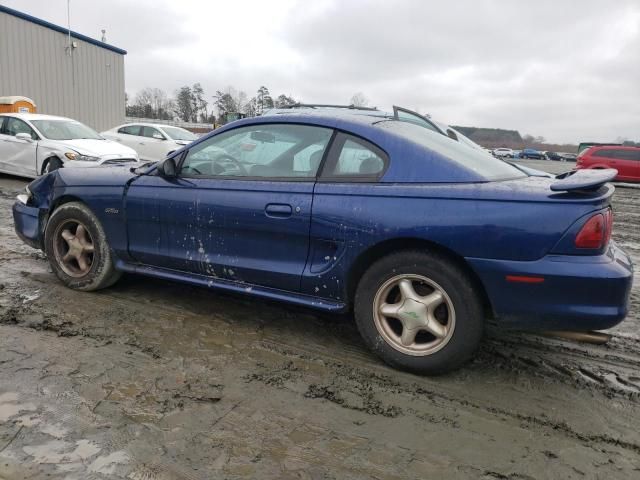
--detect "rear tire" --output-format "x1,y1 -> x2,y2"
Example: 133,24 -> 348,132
354,250 -> 484,375
44,202 -> 121,291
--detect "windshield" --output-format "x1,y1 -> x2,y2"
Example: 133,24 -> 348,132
161,126 -> 198,141
381,121 -> 527,181
31,119 -> 102,140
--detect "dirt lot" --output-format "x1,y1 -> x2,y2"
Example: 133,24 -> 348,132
0,167 -> 638,479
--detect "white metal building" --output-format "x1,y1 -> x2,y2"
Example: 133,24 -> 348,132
0,5 -> 126,132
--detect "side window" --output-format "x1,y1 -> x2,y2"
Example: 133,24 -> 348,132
142,126 -> 164,139
322,134 -> 387,180
593,149 -> 615,158
180,124 -> 333,179
611,149 -> 640,161
118,125 -> 141,136
0,117 -> 6,134
5,117 -> 37,139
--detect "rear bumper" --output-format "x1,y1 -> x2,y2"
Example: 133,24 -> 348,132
468,242 -> 634,331
12,199 -> 45,250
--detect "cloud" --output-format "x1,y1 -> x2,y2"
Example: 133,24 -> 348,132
4,0 -> 639,143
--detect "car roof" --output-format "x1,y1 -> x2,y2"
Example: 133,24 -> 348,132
117,122 -> 187,129
0,112 -> 73,122
589,145 -> 640,151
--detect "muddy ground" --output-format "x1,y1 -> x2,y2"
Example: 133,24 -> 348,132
0,164 -> 638,479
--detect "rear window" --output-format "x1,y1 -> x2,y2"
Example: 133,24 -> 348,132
380,121 -> 526,181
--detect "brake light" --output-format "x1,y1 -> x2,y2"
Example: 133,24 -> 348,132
575,211 -> 612,249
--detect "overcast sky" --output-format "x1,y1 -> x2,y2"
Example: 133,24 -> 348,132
5,0 -> 639,143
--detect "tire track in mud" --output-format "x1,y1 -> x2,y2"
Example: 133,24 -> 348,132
251,336 -> 640,457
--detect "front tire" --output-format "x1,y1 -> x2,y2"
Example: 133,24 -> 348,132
44,202 -> 121,291
354,251 -> 484,374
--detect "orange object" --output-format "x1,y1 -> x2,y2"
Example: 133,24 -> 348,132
0,96 -> 37,113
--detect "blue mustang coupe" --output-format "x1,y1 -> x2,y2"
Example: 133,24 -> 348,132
13,112 -> 633,374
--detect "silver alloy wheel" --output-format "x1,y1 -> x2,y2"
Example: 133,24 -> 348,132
373,274 -> 456,356
52,220 -> 95,278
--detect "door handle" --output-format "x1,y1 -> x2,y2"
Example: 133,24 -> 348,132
265,203 -> 292,218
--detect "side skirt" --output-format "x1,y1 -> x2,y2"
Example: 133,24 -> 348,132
114,260 -> 348,313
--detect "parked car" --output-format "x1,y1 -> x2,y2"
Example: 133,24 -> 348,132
512,150 -> 522,159
521,148 -> 545,159
577,146 -> 640,182
492,148 -> 514,158
101,123 -> 198,161
0,113 -> 139,178
13,113 -> 632,374
559,152 -> 577,162
546,151 -> 563,161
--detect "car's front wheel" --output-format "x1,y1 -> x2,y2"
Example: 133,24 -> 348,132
354,251 -> 484,374
44,202 -> 121,291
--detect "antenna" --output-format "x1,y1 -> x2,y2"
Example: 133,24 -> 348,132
101,29 -> 107,43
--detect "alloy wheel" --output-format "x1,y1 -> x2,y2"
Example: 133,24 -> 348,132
373,274 -> 456,356
52,220 -> 95,277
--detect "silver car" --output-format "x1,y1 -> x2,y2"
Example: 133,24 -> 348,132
0,113 -> 139,178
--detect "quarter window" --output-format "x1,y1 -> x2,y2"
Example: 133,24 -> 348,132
180,124 -> 333,178
322,134 -> 387,179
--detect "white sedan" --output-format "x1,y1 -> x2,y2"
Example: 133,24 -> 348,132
101,123 -> 198,162
0,113 -> 139,178
492,148 -> 514,158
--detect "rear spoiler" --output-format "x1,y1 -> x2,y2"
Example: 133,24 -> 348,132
550,168 -> 617,192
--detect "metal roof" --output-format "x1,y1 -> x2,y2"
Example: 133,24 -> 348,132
0,4 -> 127,55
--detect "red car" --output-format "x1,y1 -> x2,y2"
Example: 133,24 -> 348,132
577,146 -> 640,182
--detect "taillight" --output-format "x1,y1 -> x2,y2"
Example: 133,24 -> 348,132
604,209 -> 613,245
575,210 -> 612,249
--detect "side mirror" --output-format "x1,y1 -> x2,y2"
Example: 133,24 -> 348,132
16,133 -> 34,142
153,133 -> 165,140
158,157 -> 177,177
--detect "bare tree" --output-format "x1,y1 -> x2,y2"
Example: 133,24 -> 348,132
350,92 -> 369,107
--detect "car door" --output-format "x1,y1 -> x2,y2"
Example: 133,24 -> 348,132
139,126 -> 169,161
125,122 -> 334,292
0,116 -> 39,176
614,149 -> 640,181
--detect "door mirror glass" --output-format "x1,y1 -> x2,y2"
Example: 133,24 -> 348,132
158,157 -> 177,177
15,132 -> 34,142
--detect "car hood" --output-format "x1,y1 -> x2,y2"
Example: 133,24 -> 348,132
44,138 -> 138,158
53,164 -> 139,187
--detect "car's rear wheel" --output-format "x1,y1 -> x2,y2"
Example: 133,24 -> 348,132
354,250 -> 484,374
44,202 -> 121,291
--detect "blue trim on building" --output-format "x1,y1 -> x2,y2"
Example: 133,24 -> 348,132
0,4 -> 127,55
